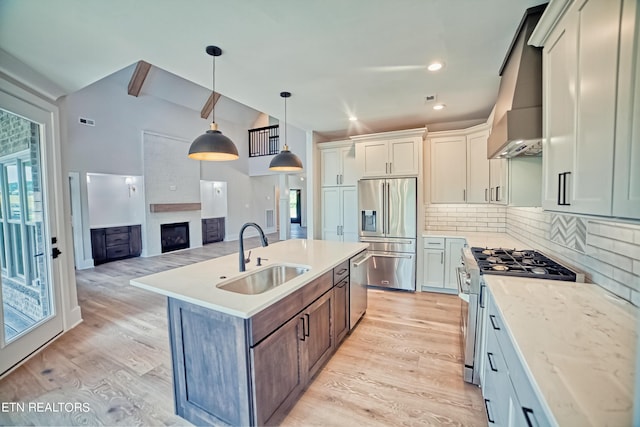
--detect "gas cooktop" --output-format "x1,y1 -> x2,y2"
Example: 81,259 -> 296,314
470,247 -> 578,281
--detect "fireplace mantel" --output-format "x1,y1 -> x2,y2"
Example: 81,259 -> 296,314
149,203 -> 201,213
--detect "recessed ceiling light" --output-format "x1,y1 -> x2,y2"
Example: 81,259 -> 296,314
428,62 -> 443,72
349,116 -> 358,121
433,104 -> 445,110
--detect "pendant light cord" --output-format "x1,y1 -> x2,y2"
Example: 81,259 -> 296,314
283,95 -> 287,149
211,54 -> 216,124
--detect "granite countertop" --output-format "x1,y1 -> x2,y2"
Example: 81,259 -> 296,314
423,230 -> 637,426
130,239 -> 368,318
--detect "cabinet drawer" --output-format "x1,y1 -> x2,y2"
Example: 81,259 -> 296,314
423,237 -> 445,249
333,260 -> 349,284
106,244 -> 130,259
105,226 -> 130,235
106,232 -> 130,246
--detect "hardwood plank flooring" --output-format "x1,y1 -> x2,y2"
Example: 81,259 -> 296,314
0,236 -> 485,426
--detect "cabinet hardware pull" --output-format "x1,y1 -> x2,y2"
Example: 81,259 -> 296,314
336,279 -> 347,288
340,174 -> 343,185
385,162 -> 388,174
300,317 -> 306,341
496,186 -> 500,202
440,252 -> 444,264
489,314 -> 500,330
485,188 -> 488,201
557,173 -> 562,206
304,313 -> 310,337
337,175 -> 339,185
337,268 -> 348,275
479,284 -> 486,309
522,407 -> 536,427
389,162 -> 392,174
484,399 -> 495,424
490,187 -> 494,201
463,189 -> 466,201
487,352 -> 498,372
558,172 -> 572,206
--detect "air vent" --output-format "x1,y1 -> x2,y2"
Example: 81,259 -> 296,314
265,209 -> 275,228
424,94 -> 437,103
78,117 -> 95,126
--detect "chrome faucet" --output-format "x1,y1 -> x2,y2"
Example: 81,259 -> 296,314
239,222 -> 269,272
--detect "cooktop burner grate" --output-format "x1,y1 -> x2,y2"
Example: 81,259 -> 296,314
471,247 -> 577,281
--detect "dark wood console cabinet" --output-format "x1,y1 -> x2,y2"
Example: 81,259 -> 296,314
202,217 -> 225,244
91,224 -> 142,265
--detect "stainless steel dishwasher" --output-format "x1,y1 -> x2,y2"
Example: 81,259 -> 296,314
349,250 -> 370,330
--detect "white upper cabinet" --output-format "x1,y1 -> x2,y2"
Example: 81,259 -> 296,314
320,142 -> 357,187
613,0 -> 640,218
430,135 -> 467,203
355,133 -> 421,178
467,131 -> 491,203
535,0 -> 637,218
429,126 -> 508,204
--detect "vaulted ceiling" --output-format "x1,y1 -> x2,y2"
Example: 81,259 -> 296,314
0,0 -> 544,139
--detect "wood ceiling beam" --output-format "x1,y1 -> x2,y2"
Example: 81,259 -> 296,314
200,92 -> 221,119
127,60 -> 152,97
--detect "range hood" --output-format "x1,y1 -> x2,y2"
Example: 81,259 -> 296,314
488,4 -> 547,159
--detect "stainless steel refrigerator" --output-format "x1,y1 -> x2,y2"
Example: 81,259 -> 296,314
358,177 -> 417,291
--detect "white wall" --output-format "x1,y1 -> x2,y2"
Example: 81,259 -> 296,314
60,63 -> 288,258
87,173 -> 144,228
201,180 -> 228,219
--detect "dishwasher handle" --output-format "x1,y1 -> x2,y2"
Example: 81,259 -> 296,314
352,253 -> 372,268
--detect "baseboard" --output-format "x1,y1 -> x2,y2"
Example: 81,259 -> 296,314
75,258 -> 95,270
64,306 -> 83,330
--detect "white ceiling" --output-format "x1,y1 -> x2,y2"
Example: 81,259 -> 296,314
0,0 -> 544,139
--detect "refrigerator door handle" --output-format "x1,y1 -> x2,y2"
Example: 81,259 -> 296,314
381,181 -> 387,235
386,182 -> 391,236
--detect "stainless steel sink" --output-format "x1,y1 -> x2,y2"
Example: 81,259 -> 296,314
217,264 -> 309,295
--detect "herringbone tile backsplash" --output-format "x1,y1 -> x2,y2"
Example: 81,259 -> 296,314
506,207 -> 640,306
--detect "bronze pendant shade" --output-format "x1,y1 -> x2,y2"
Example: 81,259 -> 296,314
269,92 -> 303,171
188,45 -> 239,161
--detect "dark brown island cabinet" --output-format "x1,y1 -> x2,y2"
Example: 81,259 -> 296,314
90,225 -> 142,265
201,217 -> 225,244
167,253 -> 362,426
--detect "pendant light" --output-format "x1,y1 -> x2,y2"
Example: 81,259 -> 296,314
269,91 -> 303,171
188,45 -> 239,161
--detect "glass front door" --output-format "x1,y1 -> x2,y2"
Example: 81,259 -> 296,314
0,105 -> 61,375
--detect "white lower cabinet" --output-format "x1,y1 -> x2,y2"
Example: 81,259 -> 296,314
321,186 -> 358,242
482,288 -> 553,427
422,237 -> 465,293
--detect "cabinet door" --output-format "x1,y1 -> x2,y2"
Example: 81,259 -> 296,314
613,0 -> 640,219
321,187 -> 340,241
542,14 -> 577,211
340,186 -> 359,242
430,136 -> 467,203
333,278 -> 349,344
467,131 -> 491,203
252,314 -> 305,426
340,145 -> 359,186
571,0 -> 620,215
129,225 -> 142,256
489,159 -> 508,205
303,291 -> 334,380
90,228 -> 107,264
422,249 -> 445,288
321,148 -> 341,187
359,141 -> 389,177
444,238 -> 465,291
388,138 -> 419,176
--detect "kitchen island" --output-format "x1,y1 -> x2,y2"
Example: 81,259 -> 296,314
130,239 -> 368,426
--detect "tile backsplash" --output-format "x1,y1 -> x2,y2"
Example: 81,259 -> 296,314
424,204 -> 640,305
424,204 -> 507,232
506,207 -> 640,306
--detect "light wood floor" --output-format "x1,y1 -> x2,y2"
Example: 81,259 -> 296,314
0,236 -> 486,426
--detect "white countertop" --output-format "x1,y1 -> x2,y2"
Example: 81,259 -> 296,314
130,239 -> 368,318
423,231 -> 637,426
487,276 -> 637,427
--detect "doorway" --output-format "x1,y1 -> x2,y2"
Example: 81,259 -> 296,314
0,103 -> 62,376
290,189 -> 301,224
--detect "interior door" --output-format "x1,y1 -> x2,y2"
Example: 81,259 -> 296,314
0,100 -> 62,375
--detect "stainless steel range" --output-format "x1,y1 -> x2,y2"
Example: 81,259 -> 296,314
458,246 -> 583,385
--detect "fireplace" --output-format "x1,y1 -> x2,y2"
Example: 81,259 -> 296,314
161,222 -> 190,253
